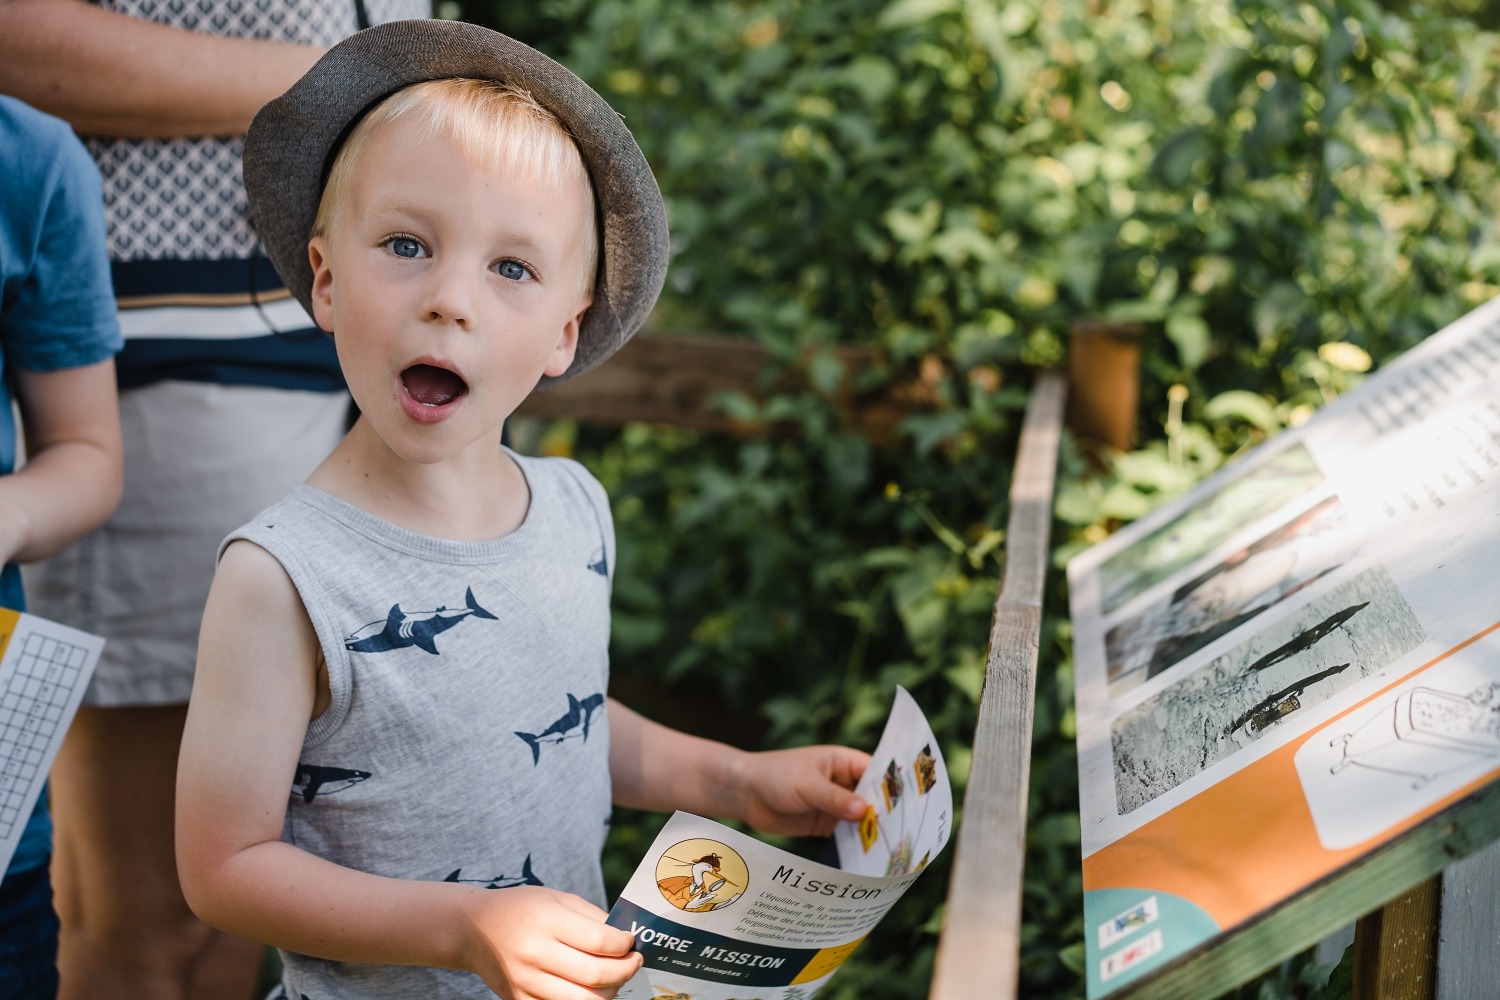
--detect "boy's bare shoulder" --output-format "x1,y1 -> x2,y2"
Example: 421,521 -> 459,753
209,536 -> 307,624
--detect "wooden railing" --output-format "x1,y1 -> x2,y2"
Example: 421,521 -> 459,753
928,372 -> 1067,1000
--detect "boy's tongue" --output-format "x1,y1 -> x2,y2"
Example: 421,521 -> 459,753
402,364 -> 466,406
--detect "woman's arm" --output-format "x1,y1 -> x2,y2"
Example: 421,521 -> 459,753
0,0 -> 323,137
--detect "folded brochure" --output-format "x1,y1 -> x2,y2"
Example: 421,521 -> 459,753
609,686 -> 952,999
0,608 -> 103,874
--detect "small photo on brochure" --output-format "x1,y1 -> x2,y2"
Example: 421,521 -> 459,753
835,688 -> 952,880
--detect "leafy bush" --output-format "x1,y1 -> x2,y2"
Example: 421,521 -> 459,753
460,0 -> 1500,997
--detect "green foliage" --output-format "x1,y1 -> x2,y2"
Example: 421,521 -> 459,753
458,0 -> 1500,997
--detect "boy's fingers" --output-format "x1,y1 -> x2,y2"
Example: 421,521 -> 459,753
843,793 -> 871,822
549,901 -> 636,956
538,945 -> 642,995
829,746 -> 873,786
553,893 -> 609,922
824,747 -> 873,820
825,786 -> 870,822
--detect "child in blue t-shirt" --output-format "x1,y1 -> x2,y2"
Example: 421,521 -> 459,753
0,95 -> 123,996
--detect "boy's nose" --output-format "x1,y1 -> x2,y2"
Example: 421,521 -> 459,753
420,264 -> 479,330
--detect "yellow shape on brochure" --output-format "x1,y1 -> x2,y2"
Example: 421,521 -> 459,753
790,936 -> 867,985
858,805 -> 879,852
0,607 -> 18,653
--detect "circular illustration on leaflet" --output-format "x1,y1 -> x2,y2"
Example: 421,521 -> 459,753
655,838 -> 749,913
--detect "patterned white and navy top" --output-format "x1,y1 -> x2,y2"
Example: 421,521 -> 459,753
84,0 -> 429,391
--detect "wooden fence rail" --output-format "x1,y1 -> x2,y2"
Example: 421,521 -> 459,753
927,372 -> 1068,1000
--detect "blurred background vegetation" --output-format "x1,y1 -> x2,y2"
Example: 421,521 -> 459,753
455,0 -> 1500,996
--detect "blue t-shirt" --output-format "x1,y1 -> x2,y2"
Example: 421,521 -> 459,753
0,95 -> 123,874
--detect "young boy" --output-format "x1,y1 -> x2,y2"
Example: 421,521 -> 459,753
0,94 -> 123,995
175,20 -> 870,1000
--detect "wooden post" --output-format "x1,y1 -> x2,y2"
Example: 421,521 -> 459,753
928,372 -> 1067,1000
1436,840 -> 1500,999
1067,321 -> 1142,455
1352,877 -> 1440,1000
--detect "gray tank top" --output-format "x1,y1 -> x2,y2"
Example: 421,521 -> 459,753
225,452 -> 615,998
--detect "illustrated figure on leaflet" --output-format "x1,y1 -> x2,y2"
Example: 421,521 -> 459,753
658,854 -> 728,911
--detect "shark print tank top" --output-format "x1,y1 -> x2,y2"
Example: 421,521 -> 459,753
223,451 -> 615,999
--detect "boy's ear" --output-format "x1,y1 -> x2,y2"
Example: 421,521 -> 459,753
542,295 -> 590,379
307,237 -> 336,334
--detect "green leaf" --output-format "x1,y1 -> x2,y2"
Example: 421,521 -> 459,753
1204,389 -> 1280,434
1252,281 -> 1308,344
878,0 -> 959,28
893,565 -> 950,652
806,350 -> 846,395
944,653 -> 985,703
1057,941 -> 1088,975
1053,478 -> 1104,526
1150,126 -> 1210,188
1166,313 -> 1212,370
710,390 -> 760,422
883,199 -> 942,245
841,55 -> 899,105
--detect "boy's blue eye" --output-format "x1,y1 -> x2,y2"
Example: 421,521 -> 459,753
389,237 -> 423,258
496,260 -> 527,281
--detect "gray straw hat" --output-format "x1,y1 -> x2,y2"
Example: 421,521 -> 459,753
243,18 -> 669,384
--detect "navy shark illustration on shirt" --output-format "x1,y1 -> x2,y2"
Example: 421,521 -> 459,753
344,587 -> 497,655
587,547 -> 608,576
265,986 -> 314,1000
292,763 -> 372,803
444,854 -> 545,889
515,692 -> 605,765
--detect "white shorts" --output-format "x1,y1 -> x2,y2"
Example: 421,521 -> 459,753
23,380 -> 348,707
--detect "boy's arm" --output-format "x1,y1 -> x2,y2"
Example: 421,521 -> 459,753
0,360 -> 121,566
608,699 -> 870,837
177,541 -> 640,1000
0,0 -> 324,137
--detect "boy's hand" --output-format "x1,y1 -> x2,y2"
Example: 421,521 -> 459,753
459,885 -> 641,1000
735,745 -> 872,837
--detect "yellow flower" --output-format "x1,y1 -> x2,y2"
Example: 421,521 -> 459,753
1317,342 -> 1372,373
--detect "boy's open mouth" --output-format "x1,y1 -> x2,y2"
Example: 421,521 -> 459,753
401,364 -> 468,407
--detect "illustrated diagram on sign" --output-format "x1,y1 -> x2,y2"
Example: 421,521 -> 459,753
1329,682 -> 1500,788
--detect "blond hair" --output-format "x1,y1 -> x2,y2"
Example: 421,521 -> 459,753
312,77 -> 599,297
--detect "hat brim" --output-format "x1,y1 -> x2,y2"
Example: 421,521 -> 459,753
243,19 -> 668,385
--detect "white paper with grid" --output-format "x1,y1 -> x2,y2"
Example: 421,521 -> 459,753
0,612 -> 103,871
